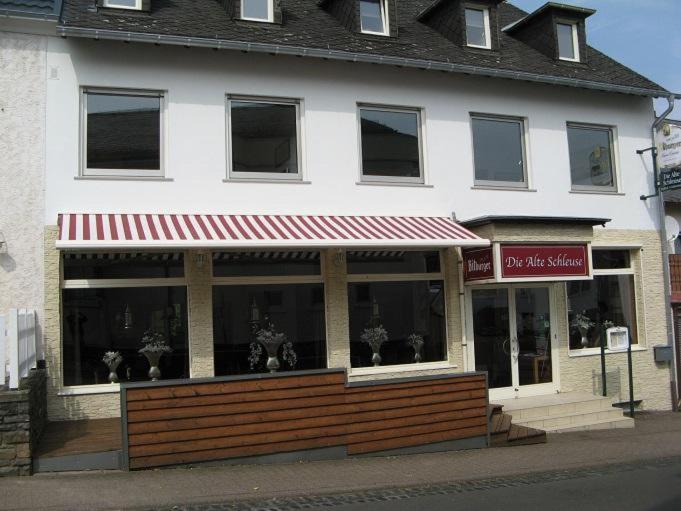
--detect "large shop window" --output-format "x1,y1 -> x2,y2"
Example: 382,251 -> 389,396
227,96 -> 302,180
567,124 -> 617,191
81,88 -> 164,178
471,115 -> 527,187
347,251 -> 447,368
61,253 -> 189,387
212,252 -> 327,376
567,249 -> 637,350
359,106 -> 424,183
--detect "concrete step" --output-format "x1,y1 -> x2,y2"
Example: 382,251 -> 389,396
545,416 -> 635,433
501,394 -> 614,422
515,408 -> 627,431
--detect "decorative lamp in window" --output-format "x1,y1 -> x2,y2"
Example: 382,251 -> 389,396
360,0 -> 389,35
227,96 -> 303,180
100,0 -> 149,11
557,22 -> 579,61
465,6 -> 491,49
471,115 -> 528,187
81,88 -> 164,178
358,105 -> 424,183
567,123 -> 617,191
241,0 -> 273,22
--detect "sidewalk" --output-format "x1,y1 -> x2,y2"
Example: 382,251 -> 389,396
1,412 -> 680,511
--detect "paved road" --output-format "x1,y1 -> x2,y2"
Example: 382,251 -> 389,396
143,457 -> 681,511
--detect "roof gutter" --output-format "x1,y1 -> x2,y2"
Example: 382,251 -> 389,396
56,25 -> 679,99
1,9 -> 59,22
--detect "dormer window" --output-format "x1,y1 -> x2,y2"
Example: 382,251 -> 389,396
465,6 -> 491,49
102,0 -> 142,10
360,0 -> 389,36
241,0 -> 273,22
557,22 -> 580,61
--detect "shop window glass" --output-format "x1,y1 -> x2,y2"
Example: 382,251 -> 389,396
359,107 -> 422,181
567,124 -> 616,190
84,90 -> 162,176
229,99 -> 300,178
347,250 -> 440,275
472,116 -> 526,185
567,275 -> 637,349
213,251 -> 320,277
348,280 -> 446,368
63,252 -> 184,280
62,286 -> 189,386
212,284 -> 327,375
592,249 -> 630,270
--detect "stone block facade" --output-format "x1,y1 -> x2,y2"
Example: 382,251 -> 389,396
0,369 -> 47,476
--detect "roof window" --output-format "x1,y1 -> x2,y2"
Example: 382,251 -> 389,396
102,0 -> 143,10
360,0 -> 389,35
465,6 -> 491,49
241,0 -> 273,22
557,22 -> 579,61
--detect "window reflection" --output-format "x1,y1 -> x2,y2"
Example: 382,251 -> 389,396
567,125 -> 614,188
472,117 -> 525,184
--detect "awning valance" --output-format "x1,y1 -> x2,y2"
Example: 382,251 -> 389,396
56,213 -> 488,249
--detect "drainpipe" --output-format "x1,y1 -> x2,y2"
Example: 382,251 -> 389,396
651,95 -> 678,410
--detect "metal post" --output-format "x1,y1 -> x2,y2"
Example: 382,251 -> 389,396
627,334 -> 635,419
600,325 -> 607,397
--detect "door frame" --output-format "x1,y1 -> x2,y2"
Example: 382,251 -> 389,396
464,282 -> 561,400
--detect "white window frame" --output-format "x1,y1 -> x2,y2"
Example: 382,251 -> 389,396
567,248 -> 643,356
357,104 -> 426,185
360,0 -> 390,36
470,113 -> 530,189
240,0 -> 274,23
346,250 -> 452,374
59,252 -> 188,392
80,87 -> 166,179
567,122 -> 619,193
226,95 -> 305,182
465,5 -> 491,49
102,0 -> 142,10
557,21 -> 580,62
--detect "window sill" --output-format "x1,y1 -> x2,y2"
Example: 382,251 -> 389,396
349,361 -> 457,377
356,181 -> 433,188
224,178 -> 311,185
58,384 -> 120,396
569,189 -> 624,196
76,176 -> 173,182
471,185 -> 535,192
568,346 -> 646,358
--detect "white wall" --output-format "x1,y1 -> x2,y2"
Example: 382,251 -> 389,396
45,38 -> 659,231
0,29 -> 47,363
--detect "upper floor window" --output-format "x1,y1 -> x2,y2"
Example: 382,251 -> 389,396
557,22 -> 579,61
102,0 -> 142,10
227,96 -> 302,180
471,115 -> 527,187
81,88 -> 164,178
360,0 -> 389,35
359,105 -> 424,183
567,123 -> 617,191
465,6 -> 491,49
241,0 -> 273,22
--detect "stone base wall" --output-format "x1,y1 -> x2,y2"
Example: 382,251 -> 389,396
0,369 -> 47,476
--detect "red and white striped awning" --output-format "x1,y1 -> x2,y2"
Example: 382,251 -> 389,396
56,213 -> 488,249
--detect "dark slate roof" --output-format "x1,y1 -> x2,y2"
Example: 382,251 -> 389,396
58,0 -> 666,96
0,0 -> 62,18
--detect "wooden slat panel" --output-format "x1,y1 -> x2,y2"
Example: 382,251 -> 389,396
124,371 -> 489,469
128,395 -> 488,435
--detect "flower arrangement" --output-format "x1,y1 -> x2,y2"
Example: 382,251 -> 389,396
249,323 -> 297,371
407,333 -> 425,363
102,351 -> 122,368
602,320 -> 615,330
138,330 -> 172,355
360,325 -> 388,353
570,312 -> 595,331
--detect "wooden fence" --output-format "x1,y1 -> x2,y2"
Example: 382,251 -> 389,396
121,369 -> 489,470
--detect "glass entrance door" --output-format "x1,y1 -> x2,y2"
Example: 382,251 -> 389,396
470,286 -> 555,398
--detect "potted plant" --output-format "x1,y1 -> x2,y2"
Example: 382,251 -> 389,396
139,330 -> 172,381
249,323 -> 296,373
102,351 -> 123,384
571,312 -> 595,348
407,334 -> 425,363
360,325 -> 388,367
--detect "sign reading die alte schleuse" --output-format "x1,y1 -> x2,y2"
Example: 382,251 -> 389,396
463,244 -> 591,283
657,121 -> 681,192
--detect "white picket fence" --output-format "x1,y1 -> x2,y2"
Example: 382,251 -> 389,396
0,309 -> 37,389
